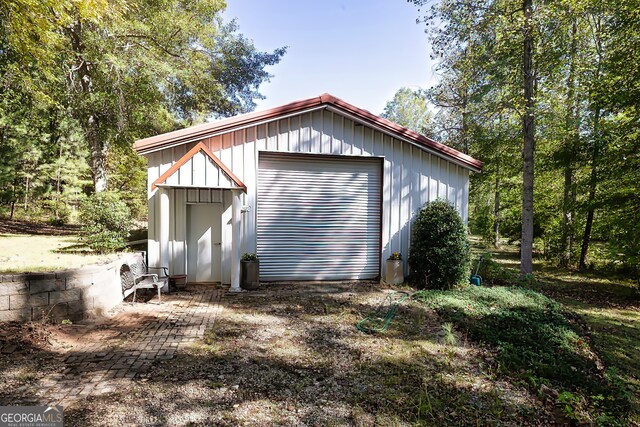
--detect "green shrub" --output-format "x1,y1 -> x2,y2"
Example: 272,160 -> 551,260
78,191 -> 131,253
473,252 -> 516,285
408,199 -> 471,289
472,252 -> 540,287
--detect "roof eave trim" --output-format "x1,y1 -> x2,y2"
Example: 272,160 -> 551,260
323,105 -> 482,173
135,105 -> 328,156
323,99 -> 482,171
134,93 -> 483,172
134,97 -> 327,153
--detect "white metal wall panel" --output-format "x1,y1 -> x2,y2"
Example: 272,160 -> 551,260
145,109 -> 471,279
164,151 -> 234,188
221,191 -> 232,284
257,154 -> 381,281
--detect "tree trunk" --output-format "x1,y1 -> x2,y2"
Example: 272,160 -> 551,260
560,165 -> 575,266
579,106 -> 601,270
559,19 -> 578,268
88,114 -> 108,192
23,175 -> 29,212
68,19 -> 108,192
493,158 -> 501,248
55,138 -> 63,219
461,84 -> 470,155
459,48 -> 470,155
520,0 -> 536,275
49,110 -> 63,219
579,17 -> 604,272
9,179 -> 16,220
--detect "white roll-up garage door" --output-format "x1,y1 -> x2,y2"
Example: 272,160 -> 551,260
257,153 -> 382,281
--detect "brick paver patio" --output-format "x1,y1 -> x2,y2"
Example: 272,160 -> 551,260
30,285 -> 224,407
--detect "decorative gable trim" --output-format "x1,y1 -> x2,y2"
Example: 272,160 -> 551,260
151,142 -> 247,192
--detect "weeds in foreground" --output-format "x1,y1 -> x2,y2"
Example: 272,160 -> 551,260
441,322 -> 457,346
15,371 -> 38,384
192,329 -> 222,355
23,305 -> 62,347
414,286 -> 632,424
415,380 -> 437,424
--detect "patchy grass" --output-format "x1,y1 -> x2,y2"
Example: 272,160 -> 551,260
0,322 -> 68,399
54,284 -> 553,426
470,236 -> 640,425
0,219 -> 147,273
413,286 -> 629,424
0,233 -> 123,273
1,233 -> 636,426
0,284 -> 558,425
545,295 -> 640,426
413,287 -> 599,389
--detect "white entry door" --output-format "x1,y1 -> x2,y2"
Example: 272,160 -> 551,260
187,203 -> 222,283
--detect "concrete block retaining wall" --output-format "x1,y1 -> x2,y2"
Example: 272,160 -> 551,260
0,252 -> 144,323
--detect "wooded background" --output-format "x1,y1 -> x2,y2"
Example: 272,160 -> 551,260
0,0 -> 285,223
1,0 -> 638,278
383,0 -> 639,277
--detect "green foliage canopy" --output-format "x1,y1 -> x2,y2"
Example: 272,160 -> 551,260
0,0 -> 286,221
381,87 -> 435,138
409,0 -> 640,278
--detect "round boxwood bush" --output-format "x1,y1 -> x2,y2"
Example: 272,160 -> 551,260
79,191 -> 131,253
409,199 -> 471,289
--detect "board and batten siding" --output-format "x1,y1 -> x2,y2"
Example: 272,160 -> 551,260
145,109 -> 470,281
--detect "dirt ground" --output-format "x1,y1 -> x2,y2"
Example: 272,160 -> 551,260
1,282 -> 556,426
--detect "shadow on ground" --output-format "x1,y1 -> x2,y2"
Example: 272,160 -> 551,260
51,283 -> 555,426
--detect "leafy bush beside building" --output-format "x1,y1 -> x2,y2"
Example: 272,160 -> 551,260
78,192 -> 131,253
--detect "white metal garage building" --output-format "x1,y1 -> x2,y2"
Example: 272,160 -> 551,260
134,94 -> 482,290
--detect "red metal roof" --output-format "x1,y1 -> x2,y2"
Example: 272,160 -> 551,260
134,94 -> 483,171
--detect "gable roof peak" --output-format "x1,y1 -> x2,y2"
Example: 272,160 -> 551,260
134,94 -> 483,172
151,142 -> 246,192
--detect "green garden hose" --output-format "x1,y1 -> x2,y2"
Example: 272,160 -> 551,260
356,291 -> 411,333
